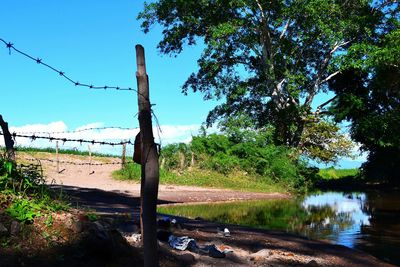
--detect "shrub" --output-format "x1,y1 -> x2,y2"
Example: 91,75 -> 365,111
0,156 -> 68,223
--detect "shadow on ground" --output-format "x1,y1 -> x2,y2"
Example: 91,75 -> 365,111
50,184 -> 174,214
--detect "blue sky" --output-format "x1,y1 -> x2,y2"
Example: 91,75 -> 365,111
0,0 -> 365,167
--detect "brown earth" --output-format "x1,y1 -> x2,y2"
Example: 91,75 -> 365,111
12,152 -> 394,267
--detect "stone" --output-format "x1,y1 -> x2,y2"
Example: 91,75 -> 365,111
249,249 -> 271,262
10,221 -> 20,236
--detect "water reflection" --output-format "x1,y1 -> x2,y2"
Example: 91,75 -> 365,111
158,190 -> 400,265
302,192 -> 370,248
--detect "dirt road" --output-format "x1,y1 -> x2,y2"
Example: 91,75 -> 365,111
19,152 -> 288,207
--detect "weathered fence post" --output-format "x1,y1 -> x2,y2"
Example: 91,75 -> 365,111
56,141 -> 60,173
136,44 -> 160,267
121,142 -> 126,169
0,115 -> 15,161
88,145 -> 94,175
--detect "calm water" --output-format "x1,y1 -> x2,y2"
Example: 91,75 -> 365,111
159,190 -> 400,265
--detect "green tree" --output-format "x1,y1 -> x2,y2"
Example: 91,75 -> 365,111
138,0 -> 375,153
299,117 -> 354,164
329,25 -> 400,183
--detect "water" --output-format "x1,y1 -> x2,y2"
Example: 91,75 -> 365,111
158,190 -> 400,265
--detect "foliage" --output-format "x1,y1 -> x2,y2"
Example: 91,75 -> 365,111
132,129 -> 320,192
6,198 -> 43,223
138,0 -> 379,151
0,156 -> 68,223
115,162 -> 141,180
159,143 -> 192,170
299,119 -> 354,163
329,20 -> 400,183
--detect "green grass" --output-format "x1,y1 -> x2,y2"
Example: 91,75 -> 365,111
113,163 -> 287,193
1,158 -> 69,224
14,146 -> 118,158
318,167 -> 359,180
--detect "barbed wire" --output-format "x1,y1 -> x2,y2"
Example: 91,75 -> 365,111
0,132 -> 133,146
0,37 -> 150,101
12,126 -> 139,135
22,157 -> 134,166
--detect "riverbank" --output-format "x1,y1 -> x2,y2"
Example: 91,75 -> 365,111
151,214 -> 394,267
6,152 -> 393,266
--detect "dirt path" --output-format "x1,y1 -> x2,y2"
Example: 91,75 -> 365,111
19,152 -> 288,206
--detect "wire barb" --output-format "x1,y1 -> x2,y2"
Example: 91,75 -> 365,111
9,126 -> 139,135
0,131 -> 133,146
0,37 -> 150,100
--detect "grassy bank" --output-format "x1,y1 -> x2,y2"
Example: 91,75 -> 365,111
113,163 -> 286,193
317,167 -> 359,180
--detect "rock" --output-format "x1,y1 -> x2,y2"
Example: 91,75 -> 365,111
10,221 -> 20,236
0,222 -> 8,235
306,260 -> 320,267
249,249 -> 271,262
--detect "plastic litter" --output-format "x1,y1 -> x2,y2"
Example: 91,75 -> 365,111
168,235 -> 196,251
223,228 -> 231,237
158,231 -> 230,258
217,227 -> 231,237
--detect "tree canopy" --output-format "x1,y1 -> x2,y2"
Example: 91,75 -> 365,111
138,0 -> 398,165
329,24 -> 400,182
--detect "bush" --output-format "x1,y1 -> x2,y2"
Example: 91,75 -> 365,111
157,130 -> 316,192
115,163 -> 141,180
0,156 -> 68,223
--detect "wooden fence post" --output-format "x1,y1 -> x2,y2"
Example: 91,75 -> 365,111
121,142 -> 126,169
0,115 -> 15,162
88,145 -> 94,175
136,44 -> 160,267
56,141 -> 60,173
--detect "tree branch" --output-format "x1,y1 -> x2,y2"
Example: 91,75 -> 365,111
318,70 -> 340,85
315,95 -> 338,112
279,20 -> 291,40
304,40 -> 351,107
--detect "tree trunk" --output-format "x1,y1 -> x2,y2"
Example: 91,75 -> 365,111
0,115 -> 15,161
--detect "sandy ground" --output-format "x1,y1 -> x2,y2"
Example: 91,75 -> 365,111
16,152 -> 394,267
20,152 -> 288,204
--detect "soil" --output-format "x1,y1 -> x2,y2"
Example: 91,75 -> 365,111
7,152 -> 394,267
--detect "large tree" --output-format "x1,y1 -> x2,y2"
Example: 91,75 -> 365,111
138,0 -> 391,161
329,20 -> 400,182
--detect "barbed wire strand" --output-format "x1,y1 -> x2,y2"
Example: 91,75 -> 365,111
0,132 -> 133,146
12,126 -> 140,135
151,109 -> 163,149
0,38 -> 150,102
22,157 -> 134,166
